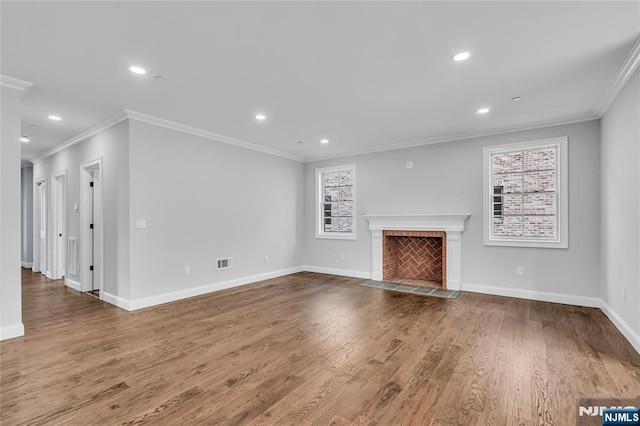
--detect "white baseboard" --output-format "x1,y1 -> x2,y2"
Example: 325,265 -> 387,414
105,266 -> 305,312
21,261 -> 33,268
303,265 -> 371,280
103,292 -> 131,311
599,300 -> 640,354
65,278 -> 82,292
462,282 -> 601,308
0,323 -> 25,340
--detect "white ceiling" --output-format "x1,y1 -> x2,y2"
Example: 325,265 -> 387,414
2,1 -> 639,162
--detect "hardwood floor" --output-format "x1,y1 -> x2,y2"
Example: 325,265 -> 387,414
2,269 -> 640,425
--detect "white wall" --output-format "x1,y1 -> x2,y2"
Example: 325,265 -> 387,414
127,120 -> 304,305
304,120 -> 602,302
21,164 -> 33,266
0,85 -> 25,340
601,66 -> 640,344
33,120 -> 130,298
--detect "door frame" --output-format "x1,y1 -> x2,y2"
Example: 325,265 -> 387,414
51,170 -> 68,280
32,177 -> 46,275
80,158 -> 103,297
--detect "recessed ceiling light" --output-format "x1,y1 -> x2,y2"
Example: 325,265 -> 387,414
297,140 -> 304,144
154,75 -> 167,82
255,114 -> 266,120
453,52 -> 470,61
20,136 -> 29,142
512,96 -> 522,102
48,115 -> 62,121
477,107 -> 490,114
129,66 -> 146,75
28,124 -> 38,128
320,139 -> 329,144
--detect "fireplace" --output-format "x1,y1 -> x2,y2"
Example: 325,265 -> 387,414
364,214 -> 470,291
383,230 -> 446,288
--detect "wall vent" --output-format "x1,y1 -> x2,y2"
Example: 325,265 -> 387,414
216,257 -> 233,270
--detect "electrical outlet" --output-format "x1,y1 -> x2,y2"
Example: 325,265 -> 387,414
516,267 -> 524,276
264,255 -> 269,263
340,253 -> 346,260
185,266 -> 190,275
406,161 -> 413,169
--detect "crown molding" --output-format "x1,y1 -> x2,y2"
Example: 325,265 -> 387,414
0,75 -> 33,91
124,109 -> 304,162
596,36 -> 640,117
304,112 -> 599,163
31,111 -> 128,163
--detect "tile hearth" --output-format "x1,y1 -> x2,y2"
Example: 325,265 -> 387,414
359,280 -> 461,299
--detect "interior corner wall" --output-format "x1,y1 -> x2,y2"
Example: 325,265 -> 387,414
303,120 -> 602,301
0,85 -> 25,340
32,120 -> 130,300
601,65 -> 640,339
127,120 -> 304,303
21,164 -> 34,266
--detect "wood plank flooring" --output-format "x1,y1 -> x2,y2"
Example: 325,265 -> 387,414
2,268 -> 640,425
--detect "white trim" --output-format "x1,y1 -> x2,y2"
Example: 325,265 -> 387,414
102,292 -> 131,311
596,36 -> 640,117
107,266 -> 304,311
31,112 -> 128,162
80,158 -> 104,296
483,137 -> 569,249
462,282 -> 600,308
21,262 -> 33,268
303,265 -> 371,280
65,278 -> 82,292
51,169 -> 68,280
363,214 -> 470,232
600,299 -> 640,355
303,113 -> 597,163
0,75 -> 33,91
33,177 -> 47,274
125,109 -> 303,162
0,323 -> 25,341
315,164 -> 357,240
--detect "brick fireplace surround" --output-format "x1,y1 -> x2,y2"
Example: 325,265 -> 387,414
383,230 -> 446,288
364,214 -> 470,291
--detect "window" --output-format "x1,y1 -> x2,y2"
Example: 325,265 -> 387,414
316,164 -> 356,239
483,137 -> 568,248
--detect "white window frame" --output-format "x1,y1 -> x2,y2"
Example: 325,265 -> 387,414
483,137 -> 568,248
315,164 -> 357,240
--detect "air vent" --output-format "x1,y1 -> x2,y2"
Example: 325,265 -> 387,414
216,257 -> 233,270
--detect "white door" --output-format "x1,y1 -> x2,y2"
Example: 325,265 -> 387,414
81,158 -> 102,296
89,172 -> 97,291
52,173 -> 66,279
39,182 -> 47,274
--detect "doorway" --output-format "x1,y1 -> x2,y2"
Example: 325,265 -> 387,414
81,158 -> 103,298
51,171 -> 67,280
33,178 -> 47,276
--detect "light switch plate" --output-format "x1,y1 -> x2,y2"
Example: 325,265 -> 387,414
136,219 -> 147,229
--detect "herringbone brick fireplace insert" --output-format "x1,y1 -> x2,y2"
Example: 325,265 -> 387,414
382,230 -> 447,288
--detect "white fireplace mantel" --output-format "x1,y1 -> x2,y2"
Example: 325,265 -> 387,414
364,214 -> 470,290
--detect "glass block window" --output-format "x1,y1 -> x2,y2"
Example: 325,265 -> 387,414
483,137 -> 568,248
316,164 -> 356,239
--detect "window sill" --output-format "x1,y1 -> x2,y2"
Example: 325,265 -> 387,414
316,233 -> 357,241
484,238 -> 567,249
